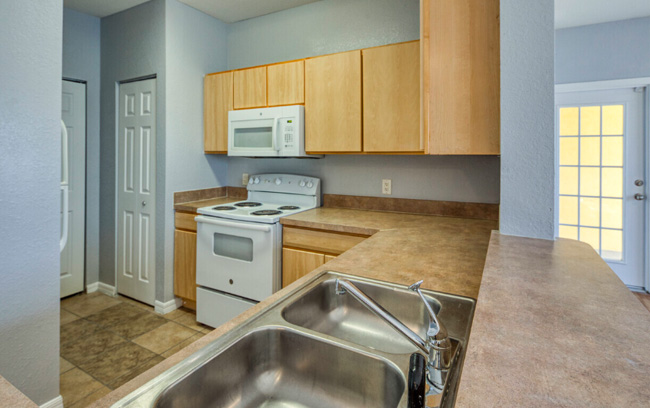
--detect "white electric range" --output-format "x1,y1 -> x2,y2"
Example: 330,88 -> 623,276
194,174 -> 321,328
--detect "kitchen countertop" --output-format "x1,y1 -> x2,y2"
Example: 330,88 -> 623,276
87,209 -> 650,406
456,232 -> 650,407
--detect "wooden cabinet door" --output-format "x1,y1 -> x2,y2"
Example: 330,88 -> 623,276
268,60 -> 304,106
305,50 -> 362,153
174,230 -> 197,301
422,0 -> 500,154
234,66 -> 267,109
363,41 -> 422,153
324,255 -> 337,263
282,248 -> 325,288
204,72 -> 233,154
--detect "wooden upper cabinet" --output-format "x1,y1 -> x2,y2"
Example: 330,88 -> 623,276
363,41 -> 421,153
204,71 -> 233,154
422,0 -> 500,155
268,60 -> 305,106
234,66 -> 267,109
305,50 -> 362,153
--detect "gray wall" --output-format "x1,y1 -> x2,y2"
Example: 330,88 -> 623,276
100,0 -> 166,288
499,0 -> 555,239
0,0 -> 62,404
226,0 -> 501,204
163,0 -> 229,301
63,8 -> 101,287
556,17 -> 650,84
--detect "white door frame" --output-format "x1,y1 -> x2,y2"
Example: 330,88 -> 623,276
114,75 -> 157,303
556,78 -> 650,292
61,78 -> 87,297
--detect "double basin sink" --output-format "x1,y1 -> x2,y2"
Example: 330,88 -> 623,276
114,272 -> 476,408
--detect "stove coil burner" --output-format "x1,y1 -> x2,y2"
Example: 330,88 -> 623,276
212,206 -> 236,211
234,202 -> 263,208
278,206 -> 300,210
251,210 -> 283,216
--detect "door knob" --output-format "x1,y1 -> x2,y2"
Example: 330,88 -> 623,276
635,179 -> 644,187
142,201 -> 147,206
634,193 -> 646,201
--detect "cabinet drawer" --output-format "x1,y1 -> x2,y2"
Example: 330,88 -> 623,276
283,226 -> 368,255
175,212 -> 197,232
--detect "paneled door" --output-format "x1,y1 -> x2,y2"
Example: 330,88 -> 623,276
117,79 -> 156,305
556,88 -> 646,288
60,80 -> 86,298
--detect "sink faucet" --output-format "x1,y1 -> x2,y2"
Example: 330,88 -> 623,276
335,279 -> 452,384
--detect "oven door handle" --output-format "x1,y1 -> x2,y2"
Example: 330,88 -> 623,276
195,215 -> 272,232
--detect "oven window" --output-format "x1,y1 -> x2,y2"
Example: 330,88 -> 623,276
233,126 -> 273,149
213,233 -> 253,262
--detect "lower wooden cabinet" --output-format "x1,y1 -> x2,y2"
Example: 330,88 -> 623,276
174,229 -> 197,307
282,248 -> 325,288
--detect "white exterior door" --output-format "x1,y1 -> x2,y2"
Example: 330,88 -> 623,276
61,80 -> 86,298
556,88 -> 646,288
117,79 -> 156,305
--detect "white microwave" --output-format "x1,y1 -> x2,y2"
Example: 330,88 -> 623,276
228,105 -> 315,157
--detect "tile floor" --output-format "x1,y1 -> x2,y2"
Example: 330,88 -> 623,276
634,291 -> 650,313
60,292 -> 212,407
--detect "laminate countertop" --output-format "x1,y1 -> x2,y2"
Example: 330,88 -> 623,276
88,208 -> 650,407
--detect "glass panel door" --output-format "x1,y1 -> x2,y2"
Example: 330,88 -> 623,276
556,88 -> 646,288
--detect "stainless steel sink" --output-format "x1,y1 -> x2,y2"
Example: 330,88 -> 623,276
113,272 -> 475,408
281,279 -> 442,354
154,327 -> 405,408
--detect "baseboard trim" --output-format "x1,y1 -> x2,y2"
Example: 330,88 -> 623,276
98,282 -> 117,297
86,282 -> 99,293
40,395 -> 63,408
155,298 -> 182,315
628,285 -> 647,293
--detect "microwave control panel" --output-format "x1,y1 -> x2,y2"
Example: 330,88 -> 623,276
280,119 -> 295,149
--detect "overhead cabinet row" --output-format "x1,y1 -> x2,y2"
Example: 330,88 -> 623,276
204,0 -> 500,155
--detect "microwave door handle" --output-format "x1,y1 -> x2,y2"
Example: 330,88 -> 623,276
195,215 -> 272,232
273,118 -> 281,152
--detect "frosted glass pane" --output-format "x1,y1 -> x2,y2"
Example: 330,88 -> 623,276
560,107 -> 579,136
559,167 -> 579,195
602,105 -> 624,135
580,227 -> 600,252
559,138 -> 579,165
602,136 -> 623,167
602,168 -> 623,198
601,229 -> 623,261
580,106 -> 601,135
580,137 -> 600,166
601,198 -> 623,229
580,167 -> 600,196
559,196 -> 578,225
580,197 -> 600,227
558,225 -> 578,240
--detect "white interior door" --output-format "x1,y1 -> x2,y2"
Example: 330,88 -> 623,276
556,88 -> 646,288
61,80 -> 86,298
117,79 -> 156,305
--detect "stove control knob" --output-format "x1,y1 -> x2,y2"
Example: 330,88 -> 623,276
307,181 -> 314,188
275,178 -> 282,185
254,177 -> 260,184
299,180 -> 306,187
248,178 -> 254,185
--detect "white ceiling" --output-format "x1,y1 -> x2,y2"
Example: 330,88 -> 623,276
64,0 -> 321,22
556,0 -> 650,29
63,0 -> 150,18
178,0 -> 321,23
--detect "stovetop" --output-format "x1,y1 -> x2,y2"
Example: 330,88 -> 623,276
196,174 -> 321,224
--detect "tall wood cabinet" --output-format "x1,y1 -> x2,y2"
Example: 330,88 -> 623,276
363,41 -> 422,153
204,72 -> 232,154
421,0 -> 500,154
305,50 -> 362,153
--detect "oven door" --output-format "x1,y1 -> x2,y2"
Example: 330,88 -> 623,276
195,215 -> 280,301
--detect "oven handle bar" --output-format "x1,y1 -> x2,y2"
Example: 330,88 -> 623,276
195,215 -> 272,232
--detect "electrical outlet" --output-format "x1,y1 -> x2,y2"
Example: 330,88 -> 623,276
382,179 -> 392,195
242,173 -> 250,186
